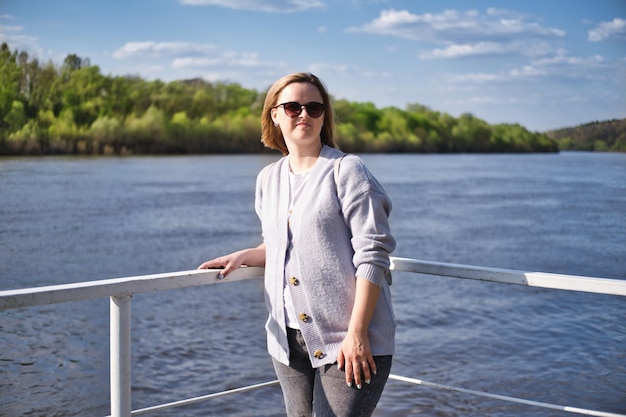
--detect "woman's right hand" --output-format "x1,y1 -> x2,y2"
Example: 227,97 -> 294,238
197,244 -> 266,277
197,250 -> 247,277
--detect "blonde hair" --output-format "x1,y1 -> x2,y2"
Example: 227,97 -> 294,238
261,72 -> 337,155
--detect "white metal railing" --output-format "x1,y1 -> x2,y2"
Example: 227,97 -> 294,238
389,257 -> 626,296
1,257 -> 625,417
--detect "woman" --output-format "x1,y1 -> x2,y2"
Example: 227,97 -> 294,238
198,72 -> 396,417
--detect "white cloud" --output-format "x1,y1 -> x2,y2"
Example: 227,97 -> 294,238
588,18 -> 626,42
0,20 -> 39,52
445,50 -> 606,87
421,42 -> 507,59
420,40 -> 555,59
113,42 -> 217,59
348,8 -> 566,60
201,71 -> 236,83
486,8 -> 510,16
113,41 -> 273,72
0,24 -> 23,32
509,65 -> 546,77
306,63 -> 392,80
172,52 -> 267,68
532,51 -> 605,66
494,19 -> 565,38
177,0 -> 325,13
171,57 -> 220,68
447,72 -> 505,83
349,8 -> 565,41
306,63 -> 393,80
368,9 -> 419,29
347,9 -> 447,40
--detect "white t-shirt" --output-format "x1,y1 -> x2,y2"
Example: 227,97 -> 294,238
284,169 -> 310,329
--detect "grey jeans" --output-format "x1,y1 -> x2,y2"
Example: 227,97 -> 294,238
272,328 -> 392,417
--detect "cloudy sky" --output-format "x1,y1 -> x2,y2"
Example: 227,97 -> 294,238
1,0 -> 625,131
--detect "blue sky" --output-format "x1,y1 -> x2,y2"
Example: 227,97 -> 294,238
1,0 -> 625,131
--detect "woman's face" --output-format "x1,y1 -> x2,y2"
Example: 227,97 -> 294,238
271,82 -> 324,152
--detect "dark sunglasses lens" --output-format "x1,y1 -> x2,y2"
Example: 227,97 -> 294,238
283,102 -> 302,117
306,103 -> 324,118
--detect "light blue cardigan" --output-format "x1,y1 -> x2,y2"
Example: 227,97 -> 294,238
255,145 -> 396,367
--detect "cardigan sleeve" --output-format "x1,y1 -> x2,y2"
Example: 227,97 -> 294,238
255,162 -> 277,228
335,155 -> 396,287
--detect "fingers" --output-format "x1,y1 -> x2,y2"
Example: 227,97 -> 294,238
337,351 -> 345,373
368,356 -> 377,379
197,257 -> 217,269
198,249 -> 249,276
197,257 -> 229,279
341,356 -> 375,389
198,253 -> 231,269
337,334 -> 376,389
197,259 -> 223,270
197,261 -> 211,269
337,351 -> 357,388
351,360 -> 361,388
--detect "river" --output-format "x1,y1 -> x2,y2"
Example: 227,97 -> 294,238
1,152 -> 624,416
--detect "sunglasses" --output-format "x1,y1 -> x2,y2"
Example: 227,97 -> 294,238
275,101 -> 325,118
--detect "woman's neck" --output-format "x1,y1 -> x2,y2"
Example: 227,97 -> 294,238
288,142 -> 323,174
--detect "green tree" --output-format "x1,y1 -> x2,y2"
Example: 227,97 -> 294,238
90,115 -> 122,154
62,53 -> 83,77
0,43 -> 21,132
125,105 -> 166,153
62,65 -> 106,126
4,100 -> 27,131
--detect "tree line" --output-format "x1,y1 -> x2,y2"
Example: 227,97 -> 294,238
0,42 -> 560,156
546,118 -> 626,152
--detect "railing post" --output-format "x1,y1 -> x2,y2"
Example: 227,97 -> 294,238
110,294 -> 132,417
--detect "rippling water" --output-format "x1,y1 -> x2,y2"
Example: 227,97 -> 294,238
1,152 -> 625,416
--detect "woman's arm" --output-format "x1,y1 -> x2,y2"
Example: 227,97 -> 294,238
337,277 -> 381,389
197,243 -> 266,277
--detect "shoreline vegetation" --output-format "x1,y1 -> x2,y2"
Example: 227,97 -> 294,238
1,43 -> 622,156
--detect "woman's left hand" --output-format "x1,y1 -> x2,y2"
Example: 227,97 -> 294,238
337,331 -> 376,389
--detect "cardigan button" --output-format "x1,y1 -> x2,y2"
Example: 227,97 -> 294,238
313,350 -> 324,359
289,276 -> 300,286
298,313 -> 309,323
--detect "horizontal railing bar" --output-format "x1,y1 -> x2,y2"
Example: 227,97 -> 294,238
116,380 -> 280,416
0,267 -> 264,311
388,374 -> 626,417
390,257 -> 626,296
106,373 -> 626,417
3,257 -> 624,311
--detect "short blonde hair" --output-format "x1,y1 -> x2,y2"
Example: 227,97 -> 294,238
261,72 -> 337,155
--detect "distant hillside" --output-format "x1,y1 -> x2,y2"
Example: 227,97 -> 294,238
546,118 -> 626,152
